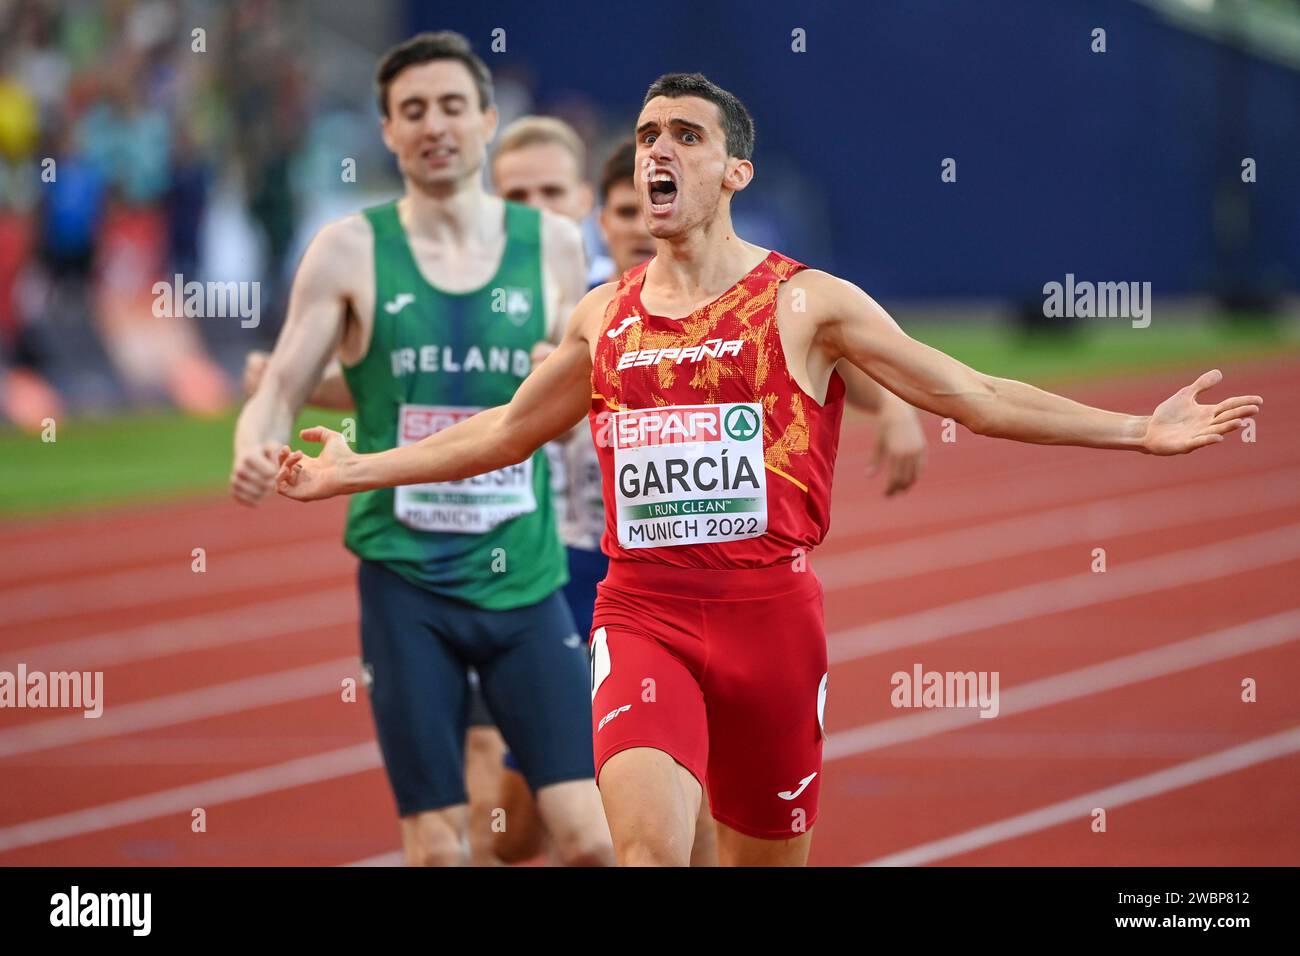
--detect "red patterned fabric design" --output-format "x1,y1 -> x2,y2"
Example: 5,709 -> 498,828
589,250 -> 846,569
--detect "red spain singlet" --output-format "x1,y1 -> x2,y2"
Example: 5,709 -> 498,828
589,250 -> 846,569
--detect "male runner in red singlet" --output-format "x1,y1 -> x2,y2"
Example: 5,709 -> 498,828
271,74 -> 1263,866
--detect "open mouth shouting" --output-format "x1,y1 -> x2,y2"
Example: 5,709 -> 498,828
647,170 -> 678,216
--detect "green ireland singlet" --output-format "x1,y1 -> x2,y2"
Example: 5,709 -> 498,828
342,199 -> 566,610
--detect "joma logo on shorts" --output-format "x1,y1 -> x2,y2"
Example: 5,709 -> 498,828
614,406 -> 722,449
616,338 -> 743,370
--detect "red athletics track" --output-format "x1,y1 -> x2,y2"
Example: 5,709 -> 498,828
0,356 -> 1295,866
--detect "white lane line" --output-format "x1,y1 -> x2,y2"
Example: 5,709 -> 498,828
860,725 -> 1300,867
10,483 -> 1298,677
0,518 -> 341,582
1,590 -> 357,672
7,445 -> 1293,624
2,608 -> 1292,853
0,539 -> 353,625
0,658 -> 359,759
829,444 -> 1296,539
825,608 -> 1300,759
817,466 -> 1298,590
828,522 -> 1300,663
6,528 -> 1297,760
0,742 -> 381,854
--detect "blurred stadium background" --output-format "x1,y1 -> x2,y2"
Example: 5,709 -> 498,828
0,0 -> 1297,510
0,0 -> 1297,867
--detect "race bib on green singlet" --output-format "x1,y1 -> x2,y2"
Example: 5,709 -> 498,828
612,403 -> 767,549
394,405 -> 535,533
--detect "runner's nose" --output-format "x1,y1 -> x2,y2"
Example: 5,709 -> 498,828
645,139 -> 674,174
421,110 -> 451,140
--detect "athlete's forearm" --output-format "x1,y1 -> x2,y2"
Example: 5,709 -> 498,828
340,405 -> 520,492
829,276 -> 1151,452
234,375 -> 299,454
971,375 -> 1150,451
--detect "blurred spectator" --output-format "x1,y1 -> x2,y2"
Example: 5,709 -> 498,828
0,0 -> 318,423
0,1 -> 718,426
220,0 -> 309,344
166,122 -> 210,281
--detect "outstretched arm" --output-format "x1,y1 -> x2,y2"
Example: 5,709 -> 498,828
809,273 -> 1261,454
276,283 -> 613,501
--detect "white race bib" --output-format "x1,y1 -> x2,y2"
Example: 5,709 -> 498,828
612,403 -> 766,549
394,404 -> 535,533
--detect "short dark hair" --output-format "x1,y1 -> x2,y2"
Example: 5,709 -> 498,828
599,139 -> 637,203
641,73 -> 754,160
375,31 -> 493,117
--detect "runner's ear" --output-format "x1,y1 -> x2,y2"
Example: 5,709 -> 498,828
723,158 -> 753,195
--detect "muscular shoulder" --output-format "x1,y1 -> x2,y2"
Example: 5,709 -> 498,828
299,213 -> 372,287
312,213 -> 371,258
583,280 -> 620,308
579,280 -> 618,317
783,268 -> 887,330
785,269 -> 859,312
565,280 -> 620,341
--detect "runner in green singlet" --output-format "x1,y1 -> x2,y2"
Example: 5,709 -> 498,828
230,31 -> 612,867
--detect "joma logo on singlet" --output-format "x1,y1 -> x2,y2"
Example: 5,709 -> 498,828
614,406 -> 722,449
616,338 -> 744,371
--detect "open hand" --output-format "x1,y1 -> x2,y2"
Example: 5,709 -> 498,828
275,426 -> 357,501
869,404 -> 927,495
1142,370 -> 1261,455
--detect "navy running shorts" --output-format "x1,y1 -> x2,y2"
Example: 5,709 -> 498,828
503,545 -> 609,777
358,559 -> 594,816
